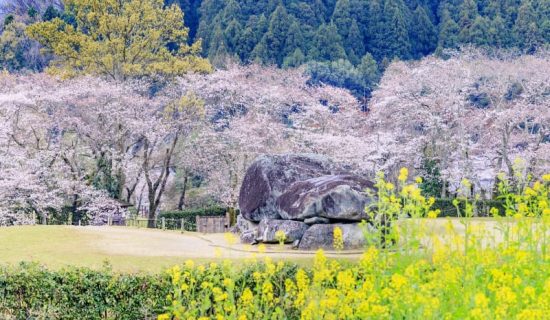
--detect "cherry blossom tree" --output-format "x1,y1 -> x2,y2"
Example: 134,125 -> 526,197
369,49 -> 550,196
0,73 -> 202,226
177,63 -> 365,208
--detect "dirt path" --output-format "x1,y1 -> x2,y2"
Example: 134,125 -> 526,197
79,226 -> 363,259
80,218 -> 534,259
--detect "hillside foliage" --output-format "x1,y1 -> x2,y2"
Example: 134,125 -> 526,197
1,0 -> 549,96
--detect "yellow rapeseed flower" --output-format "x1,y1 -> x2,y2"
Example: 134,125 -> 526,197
184,259 -> 195,269
258,244 -> 266,254
240,287 -> 253,305
398,167 -> 409,182
333,227 -> 344,250
390,273 -> 407,290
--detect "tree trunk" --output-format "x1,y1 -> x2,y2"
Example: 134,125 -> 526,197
142,133 -> 179,228
147,198 -> 157,228
177,175 -> 188,211
71,194 -> 80,225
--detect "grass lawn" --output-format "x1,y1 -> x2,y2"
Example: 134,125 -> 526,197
0,218 -> 510,273
0,225 -> 326,272
0,226 -> 201,272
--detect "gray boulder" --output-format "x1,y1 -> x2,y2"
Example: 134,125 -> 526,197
304,217 -> 330,225
257,219 -> 309,243
298,223 -> 374,250
238,154 -> 340,222
234,215 -> 259,244
277,175 -> 376,221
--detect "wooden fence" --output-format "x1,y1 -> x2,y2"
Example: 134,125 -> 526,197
196,215 -> 230,233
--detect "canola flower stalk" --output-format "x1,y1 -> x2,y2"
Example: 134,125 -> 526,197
159,169 -> 549,320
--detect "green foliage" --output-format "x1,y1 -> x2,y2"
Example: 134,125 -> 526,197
438,9 -> 460,50
188,0 -> 548,99
2,0 -> 549,96
410,6 -> 437,58
419,158 -> 446,198
0,15 -> 50,72
309,23 -> 347,62
159,206 -> 227,231
0,263 -> 170,319
253,5 -> 292,65
431,198 -> 507,217
306,53 -> 380,98
26,0 -> 212,80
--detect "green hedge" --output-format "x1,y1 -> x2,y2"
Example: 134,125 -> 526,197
159,206 -> 227,231
432,198 -> 507,217
0,263 -> 169,320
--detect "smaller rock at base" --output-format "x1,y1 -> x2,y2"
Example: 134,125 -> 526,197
240,230 -> 257,244
304,217 -> 330,225
235,215 -> 259,244
257,219 -> 309,243
298,223 -> 373,250
292,239 -> 300,249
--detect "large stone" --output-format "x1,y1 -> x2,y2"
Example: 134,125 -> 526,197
238,154 -> 340,222
234,215 -> 259,244
276,175 -> 376,221
298,223 -> 373,250
257,219 -> 309,243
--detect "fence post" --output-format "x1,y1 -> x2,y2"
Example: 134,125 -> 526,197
161,217 -> 166,230
181,218 -> 185,233
78,220 -> 81,226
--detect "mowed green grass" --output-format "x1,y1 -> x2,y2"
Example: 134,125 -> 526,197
0,219 -> 506,273
0,226 -> 209,272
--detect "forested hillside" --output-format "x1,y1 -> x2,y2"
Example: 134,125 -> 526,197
191,0 -> 549,63
2,0 -> 549,97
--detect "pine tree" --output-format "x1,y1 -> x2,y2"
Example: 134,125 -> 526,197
208,25 -> 229,66
196,0 -> 225,50
345,20 -> 365,65
310,23 -> 347,62
488,14 -> 510,47
332,0 -> 353,39
27,0 -> 211,80
438,9 -> 460,49
410,5 -> 437,57
220,0 -> 242,24
256,4 -> 292,65
366,0 -> 385,59
514,0 -> 543,52
469,16 -> 490,46
357,53 -> 380,95
236,26 -> 257,62
284,20 -> 305,59
251,40 -> 269,64
458,0 -> 480,43
283,48 -> 306,68
380,0 -> 412,59
224,19 -> 242,53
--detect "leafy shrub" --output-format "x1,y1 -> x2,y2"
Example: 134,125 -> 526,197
432,198 -> 507,217
0,263 -> 169,319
